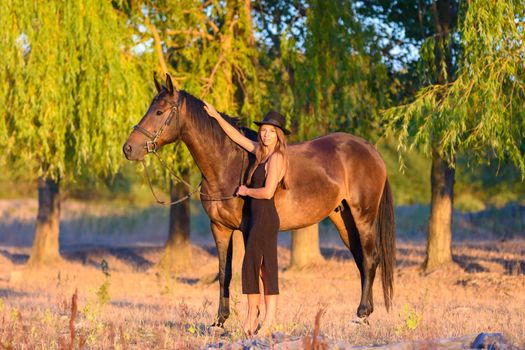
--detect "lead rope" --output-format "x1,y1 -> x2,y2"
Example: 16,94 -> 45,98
140,141 -> 246,205
141,158 -> 200,205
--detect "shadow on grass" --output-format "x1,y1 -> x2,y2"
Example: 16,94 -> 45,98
177,277 -> 200,285
111,299 -> 161,310
453,254 -> 524,275
63,247 -> 155,271
0,288 -> 32,298
320,246 -> 423,269
1,246 -> 156,271
201,245 -> 218,257
318,244 -> 524,275
0,250 -> 29,265
320,247 -> 352,261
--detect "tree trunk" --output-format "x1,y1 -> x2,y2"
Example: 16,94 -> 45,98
158,173 -> 192,272
424,0 -> 458,271
243,0 -> 255,46
28,177 -> 61,266
424,150 -> 455,270
289,224 -> 324,269
144,16 -> 169,76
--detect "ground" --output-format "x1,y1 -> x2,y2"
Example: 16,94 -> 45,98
0,199 -> 524,349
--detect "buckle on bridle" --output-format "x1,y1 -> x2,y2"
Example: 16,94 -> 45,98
146,141 -> 158,153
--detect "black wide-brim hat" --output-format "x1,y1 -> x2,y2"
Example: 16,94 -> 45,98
254,111 -> 291,135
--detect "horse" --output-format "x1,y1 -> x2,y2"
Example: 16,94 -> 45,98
123,74 -> 396,328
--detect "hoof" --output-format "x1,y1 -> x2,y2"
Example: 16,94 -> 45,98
208,321 -> 225,336
351,315 -> 370,326
357,304 -> 373,318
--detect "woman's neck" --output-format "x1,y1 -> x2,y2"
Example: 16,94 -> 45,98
263,144 -> 276,159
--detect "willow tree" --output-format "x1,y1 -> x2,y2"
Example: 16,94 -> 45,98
0,0 -> 150,265
383,0 -> 525,270
124,0 -> 264,271
268,0 -> 390,268
120,0 -> 197,272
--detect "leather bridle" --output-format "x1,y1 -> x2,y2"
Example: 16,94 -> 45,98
133,100 -> 180,154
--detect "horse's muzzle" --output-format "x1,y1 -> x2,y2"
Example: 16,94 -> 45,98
122,142 -> 144,161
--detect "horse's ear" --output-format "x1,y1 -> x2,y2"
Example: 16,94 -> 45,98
153,72 -> 162,93
166,73 -> 175,96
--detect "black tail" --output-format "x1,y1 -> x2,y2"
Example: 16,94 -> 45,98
376,178 -> 396,311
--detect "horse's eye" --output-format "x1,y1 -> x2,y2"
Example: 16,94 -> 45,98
156,110 -> 163,116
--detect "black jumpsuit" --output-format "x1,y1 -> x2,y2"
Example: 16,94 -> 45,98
242,160 -> 280,295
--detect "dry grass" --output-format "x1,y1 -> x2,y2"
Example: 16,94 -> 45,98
0,199 -> 524,349
0,240 -> 523,349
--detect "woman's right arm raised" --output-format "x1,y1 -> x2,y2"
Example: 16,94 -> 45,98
203,101 -> 258,153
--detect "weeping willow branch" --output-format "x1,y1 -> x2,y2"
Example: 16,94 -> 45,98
382,0 -> 525,176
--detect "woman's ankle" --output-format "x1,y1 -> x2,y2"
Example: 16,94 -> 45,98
244,308 -> 259,327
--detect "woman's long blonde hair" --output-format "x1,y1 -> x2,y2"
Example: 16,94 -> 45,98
247,126 -> 289,189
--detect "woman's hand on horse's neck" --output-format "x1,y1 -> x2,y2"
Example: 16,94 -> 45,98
246,153 -> 285,200
203,101 -> 258,154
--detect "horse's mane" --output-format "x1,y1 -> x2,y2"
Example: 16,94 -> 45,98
178,90 -> 258,147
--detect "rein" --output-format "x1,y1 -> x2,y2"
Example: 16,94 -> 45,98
133,99 -> 245,205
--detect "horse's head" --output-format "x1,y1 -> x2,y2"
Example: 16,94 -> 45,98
123,73 -> 181,161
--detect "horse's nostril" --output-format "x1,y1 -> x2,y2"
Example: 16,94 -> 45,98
124,143 -> 132,155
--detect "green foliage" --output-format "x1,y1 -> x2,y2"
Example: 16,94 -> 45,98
356,0 -> 435,44
276,0 -> 390,141
80,300 -> 105,345
454,192 -> 486,213
155,269 -> 177,296
0,0 -> 151,181
1,0 -> 521,208
10,307 -> 20,323
96,259 -> 111,306
383,1 -> 525,175
394,303 -> 423,336
378,139 -> 431,204
96,281 -> 111,307
134,0 -> 262,120
79,260 -> 113,345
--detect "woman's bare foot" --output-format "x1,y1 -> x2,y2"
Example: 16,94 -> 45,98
252,307 -> 261,333
242,306 -> 260,337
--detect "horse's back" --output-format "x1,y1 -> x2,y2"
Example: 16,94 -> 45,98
307,132 -> 388,209
275,132 -> 387,229
289,132 -> 386,177
302,132 -> 388,214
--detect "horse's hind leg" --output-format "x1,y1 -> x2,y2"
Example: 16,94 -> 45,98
328,203 -> 354,250
329,201 -> 379,321
349,204 -> 380,320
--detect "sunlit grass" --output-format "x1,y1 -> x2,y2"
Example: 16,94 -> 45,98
0,239 -> 523,349
0,200 -> 524,348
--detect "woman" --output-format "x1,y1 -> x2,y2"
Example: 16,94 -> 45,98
204,102 -> 290,336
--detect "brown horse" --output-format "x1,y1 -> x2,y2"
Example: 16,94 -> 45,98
123,74 -> 396,328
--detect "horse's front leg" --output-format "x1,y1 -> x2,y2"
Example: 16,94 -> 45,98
210,222 -> 234,330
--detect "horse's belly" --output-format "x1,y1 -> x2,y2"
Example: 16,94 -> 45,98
275,181 -> 342,230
